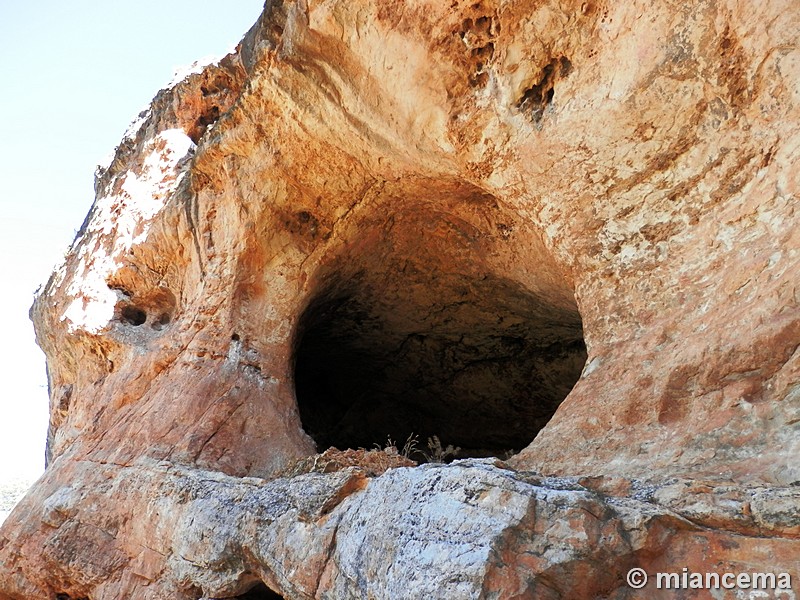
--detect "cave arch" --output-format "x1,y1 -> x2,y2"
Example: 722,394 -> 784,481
292,198 -> 586,460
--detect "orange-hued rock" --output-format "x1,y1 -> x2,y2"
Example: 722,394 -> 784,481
2,0 -> 798,598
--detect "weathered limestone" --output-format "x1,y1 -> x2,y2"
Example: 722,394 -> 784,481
4,457 -> 798,599
1,0 -> 798,597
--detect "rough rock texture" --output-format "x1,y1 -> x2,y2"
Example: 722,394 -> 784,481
3,458 -> 799,599
2,0 -> 799,598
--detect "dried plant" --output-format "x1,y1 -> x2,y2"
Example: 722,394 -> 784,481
400,434 -> 419,459
377,434 -> 420,459
424,435 -> 460,463
502,448 -> 517,461
281,446 -> 416,478
378,436 -> 398,455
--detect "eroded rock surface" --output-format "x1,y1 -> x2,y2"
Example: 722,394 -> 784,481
4,458 -> 798,599
1,0 -> 798,598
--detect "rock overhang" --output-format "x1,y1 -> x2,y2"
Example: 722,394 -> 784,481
4,0 -> 799,597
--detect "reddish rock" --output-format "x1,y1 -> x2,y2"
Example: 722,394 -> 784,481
1,0 -> 798,598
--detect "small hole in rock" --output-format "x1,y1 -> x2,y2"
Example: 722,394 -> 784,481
232,333 -> 241,342
472,43 -> 494,59
559,56 -> 573,76
517,57 -> 571,124
120,305 -> 147,326
232,581 -> 284,599
474,15 -> 491,33
152,312 -> 171,331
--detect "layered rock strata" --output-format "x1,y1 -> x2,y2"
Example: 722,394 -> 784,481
1,0 -> 798,598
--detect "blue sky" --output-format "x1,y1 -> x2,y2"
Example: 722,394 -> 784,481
0,1 -> 264,483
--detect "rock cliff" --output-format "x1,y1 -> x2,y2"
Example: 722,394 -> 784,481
1,0 -> 798,598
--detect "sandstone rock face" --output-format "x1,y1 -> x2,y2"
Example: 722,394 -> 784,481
2,0 -> 799,598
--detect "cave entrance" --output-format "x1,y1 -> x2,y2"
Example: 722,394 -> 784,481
292,203 -> 586,460
231,581 -> 284,599
294,260 -> 586,458
294,273 -> 586,460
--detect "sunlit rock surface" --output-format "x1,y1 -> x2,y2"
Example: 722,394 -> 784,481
1,0 -> 798,598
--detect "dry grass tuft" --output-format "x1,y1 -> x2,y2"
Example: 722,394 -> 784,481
280,446 -> 417,478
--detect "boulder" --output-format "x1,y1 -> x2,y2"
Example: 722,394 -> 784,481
2,0 -> 798,597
